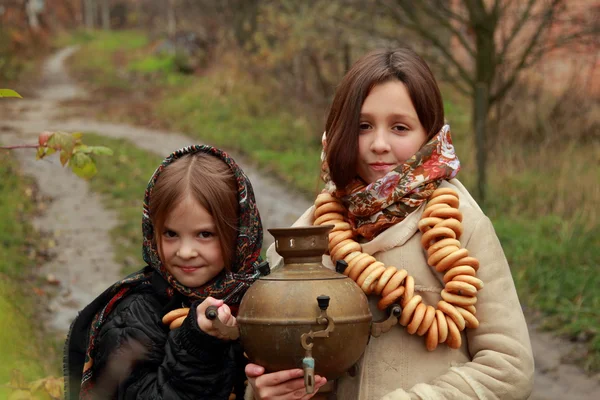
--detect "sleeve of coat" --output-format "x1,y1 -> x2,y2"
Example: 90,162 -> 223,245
382,216 -> 535,400
94,295 -> 235,400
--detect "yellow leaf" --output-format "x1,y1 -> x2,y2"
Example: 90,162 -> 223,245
38,377 -> 64,399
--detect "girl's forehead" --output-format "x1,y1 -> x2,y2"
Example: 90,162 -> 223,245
166,195 -> 211,222
361,81 -> 417,115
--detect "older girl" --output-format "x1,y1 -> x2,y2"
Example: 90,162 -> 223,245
251,48 -> 534,399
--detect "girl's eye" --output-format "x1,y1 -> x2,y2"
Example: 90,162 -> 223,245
198,231 -> 214,239
392,125 -> 409,132
163,230 -> 177,238
359,122 -> 371,130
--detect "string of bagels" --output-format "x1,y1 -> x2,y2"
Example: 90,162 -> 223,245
163,187 -> 484,351
313,187 -> 483,350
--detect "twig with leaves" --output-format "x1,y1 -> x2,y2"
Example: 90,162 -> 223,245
1,89 -> 113,178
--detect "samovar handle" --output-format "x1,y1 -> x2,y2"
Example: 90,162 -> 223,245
370,304 -> 402,337
205,306 -> 241,340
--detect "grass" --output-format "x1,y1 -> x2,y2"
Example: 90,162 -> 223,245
0,151 -> 61,398
81,133 -> 163,275
495,215 -> 600,370
62,30 -> 600,372
65,30 -> 149,90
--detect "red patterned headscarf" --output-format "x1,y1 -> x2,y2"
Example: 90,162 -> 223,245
321,125 -> 460,239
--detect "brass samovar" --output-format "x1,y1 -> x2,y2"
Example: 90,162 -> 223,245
208,225 -> 400,393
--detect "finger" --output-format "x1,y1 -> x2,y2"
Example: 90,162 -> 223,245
298,377 -> 328,400
218,304 -> 233,325
255,371 -> 307,397
224,314 -> 237,328
245,363 -> 265,378
256,369 -> 304,387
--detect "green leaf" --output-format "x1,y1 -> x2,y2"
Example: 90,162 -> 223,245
87,146 -> 114,156
69,152 -> 91,168
74,144 -> 113,156
71,162 -> 98,179
0,89 -> 23,98
70,152 -> 97,179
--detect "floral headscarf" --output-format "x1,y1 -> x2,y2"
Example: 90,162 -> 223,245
321,125 -> 460,239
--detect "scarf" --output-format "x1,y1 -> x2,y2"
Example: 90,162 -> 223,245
65,145 -> 263,399
321,125 -> 460,239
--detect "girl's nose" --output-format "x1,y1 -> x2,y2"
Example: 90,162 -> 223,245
176,242 -> 198,259
370,129 -> 391,154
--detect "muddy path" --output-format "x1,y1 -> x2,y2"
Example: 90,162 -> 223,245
0,47 -> 597,399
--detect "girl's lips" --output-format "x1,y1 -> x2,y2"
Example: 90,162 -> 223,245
178,266 -> 200,273
369,163 -> 396,171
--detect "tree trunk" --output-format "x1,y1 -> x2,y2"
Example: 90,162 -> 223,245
83,0 -> 94,29
91,0 -> 98,28
167,0 -> 176,38
101,0 -> 110,30
471,7 -> 497,205
25,1 -> 41,30
474,83 -> 489,204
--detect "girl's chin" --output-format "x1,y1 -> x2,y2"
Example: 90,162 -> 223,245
362,173 -> 387,184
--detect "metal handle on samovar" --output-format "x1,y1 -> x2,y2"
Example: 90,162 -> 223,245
336,260 -> 402,337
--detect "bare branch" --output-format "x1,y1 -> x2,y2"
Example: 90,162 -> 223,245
413,1 -> 476,58
523,28 -> 600,69
491,0 -> 562,105
387,0 -> 475,90
496,0 -> 539,65
0,144 -> 39,150
462,0 -> 483,19
426,56 -> 475,97
498,0 -> 518,16
422,0 -> 471,26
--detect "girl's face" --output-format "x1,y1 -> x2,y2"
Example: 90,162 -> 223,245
356,80 -> 428,184
160,195 -> 225,288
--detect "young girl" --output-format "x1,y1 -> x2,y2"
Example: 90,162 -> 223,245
252,48 -> 534,399
64,145 -> 264,399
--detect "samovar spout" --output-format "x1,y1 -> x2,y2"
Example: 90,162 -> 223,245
299,295 -> 336,393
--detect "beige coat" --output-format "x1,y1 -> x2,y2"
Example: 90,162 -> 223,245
253,179 -> 534,400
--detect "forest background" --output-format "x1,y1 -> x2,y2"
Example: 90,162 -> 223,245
0,0 -> 598,398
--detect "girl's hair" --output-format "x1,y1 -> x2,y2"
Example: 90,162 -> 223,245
148,153 -> 239,271
325,48 -> 444,189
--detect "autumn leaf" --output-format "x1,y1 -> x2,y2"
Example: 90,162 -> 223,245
0,89 -> 23,98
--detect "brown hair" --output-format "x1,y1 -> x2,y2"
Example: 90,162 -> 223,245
148,153 -> 239,270
325,48 -> 444,189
